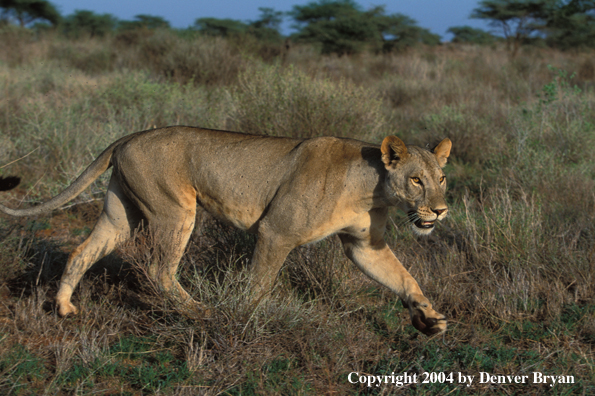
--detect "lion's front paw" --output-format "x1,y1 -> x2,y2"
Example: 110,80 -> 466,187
406,293 -> 447,336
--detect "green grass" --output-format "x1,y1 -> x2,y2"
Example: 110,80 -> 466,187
0,344 -> 48,395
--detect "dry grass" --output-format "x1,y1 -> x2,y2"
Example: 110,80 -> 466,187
1,28 -> 595,394
231,62 -> 385,139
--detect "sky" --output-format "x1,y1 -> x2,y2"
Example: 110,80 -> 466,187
48,0 -> 493,41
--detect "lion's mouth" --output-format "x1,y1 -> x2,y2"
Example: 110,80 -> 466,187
408,211 -> 435,230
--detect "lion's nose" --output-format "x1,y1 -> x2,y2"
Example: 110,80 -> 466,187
432,207 -> 447,216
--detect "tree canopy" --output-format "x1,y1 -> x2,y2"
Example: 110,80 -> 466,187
0,0 -> 60,27
289,0 -> 440,54
542,0 -> 595,49
471,0 -> 595,52
193,17 -> 248,37
119,14 -> 170,31
193,8 -> 283,42
61,10 -> 117,38
248,7 -> 283,42
447,25 -> 497,44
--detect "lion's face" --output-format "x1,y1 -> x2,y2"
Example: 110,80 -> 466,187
381,136 -> 451,236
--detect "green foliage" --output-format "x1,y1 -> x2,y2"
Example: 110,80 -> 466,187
0,0 -> 60,27
193,8 -> 284,43
248,7 -> 284,42
228,357 -> 312,395
193,17 -> 248,37
543,0 -> 595,49
290,0 -> 362,25
379,12 -> 441,51
61,9 -> 118,38
538,64 -> 581,106
253,7 -> 283,31
471,0 -> 553,55
118,14 -> 170,31
0,344 -> 47,393
472,0 -> 595,52
447,25 -> 497,44
56,336 -> 193,392
291,3 -> 379,54
289,0 -> 439,55
62,12 -> 171,39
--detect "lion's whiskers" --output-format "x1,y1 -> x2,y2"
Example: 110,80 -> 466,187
394,212 -> 418,229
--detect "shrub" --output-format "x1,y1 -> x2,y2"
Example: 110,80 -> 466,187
231,63 -> 385,139
132,30 -> 246,86
0,24 -> 36,66
49,39 -> 117,74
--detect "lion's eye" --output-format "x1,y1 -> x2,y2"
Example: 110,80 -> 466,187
440,176 -> 446,183
411,177 -> 421,184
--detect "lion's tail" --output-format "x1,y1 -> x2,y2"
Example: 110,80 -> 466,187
0,140 -> 121,218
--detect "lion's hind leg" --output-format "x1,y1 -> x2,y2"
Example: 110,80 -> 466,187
56,176 -> 142,316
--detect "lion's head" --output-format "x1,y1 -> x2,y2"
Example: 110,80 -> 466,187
380,136 -> 452,236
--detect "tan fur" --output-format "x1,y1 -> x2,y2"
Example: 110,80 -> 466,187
0,127 -> 451,335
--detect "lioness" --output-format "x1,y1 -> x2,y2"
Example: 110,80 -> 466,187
0,127 -> 450,335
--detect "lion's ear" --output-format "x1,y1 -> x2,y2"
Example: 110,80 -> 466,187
381,136 -> 409,169
433,138 -> 452,168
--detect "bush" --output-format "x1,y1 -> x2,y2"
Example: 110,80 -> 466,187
49,39 -> 116,74
0,25 -> 36,66
132,30 -> 247,86
231,63 -> 385,139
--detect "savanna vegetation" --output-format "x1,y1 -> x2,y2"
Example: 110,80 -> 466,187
1,0 -> 595,395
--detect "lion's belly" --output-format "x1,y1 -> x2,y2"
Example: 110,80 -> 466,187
196,191 -> 264,231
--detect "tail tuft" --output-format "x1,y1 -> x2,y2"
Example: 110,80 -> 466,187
0,176 -> 20,192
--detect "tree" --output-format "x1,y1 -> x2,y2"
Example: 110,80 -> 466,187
472,0 -> 595,52
248,7 -> 283,42
62,10 -> 117,38
119,14 -> 170,31
289,0 -> 379,54
377,11 -> 441,52
193,9 -> 284,43
447,25 -> 497,44
471,0 -> 554,56
289,0 -> 439,55
193,17 -> 248,37
542,0 -> 595,48
0,0 -> 60,27
251,7 -> 283,31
